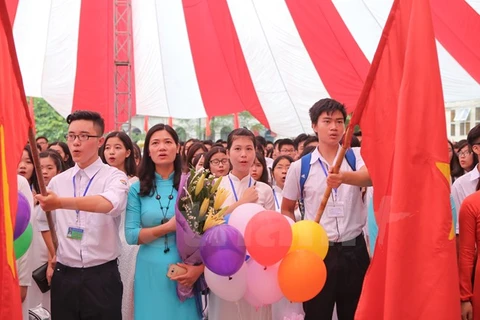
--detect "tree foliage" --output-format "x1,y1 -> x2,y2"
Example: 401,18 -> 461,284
33,98 -> 68,142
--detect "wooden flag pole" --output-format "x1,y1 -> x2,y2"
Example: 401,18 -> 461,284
28,127 -> 58,255
314,125 -> 354,224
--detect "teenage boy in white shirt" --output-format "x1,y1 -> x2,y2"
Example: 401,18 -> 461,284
282,98 -> 371,320
36,111 -> 128,319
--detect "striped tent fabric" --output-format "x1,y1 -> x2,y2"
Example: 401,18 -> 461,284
7,0 -> 480,136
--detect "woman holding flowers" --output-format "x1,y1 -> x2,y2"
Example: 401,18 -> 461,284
125,124 -> 201,320
209,128 -> 275,320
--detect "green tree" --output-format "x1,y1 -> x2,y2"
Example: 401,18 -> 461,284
33,98 -> 68,142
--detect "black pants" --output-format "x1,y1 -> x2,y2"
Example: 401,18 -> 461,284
304,233 -> 370,320
51,259 -> 123,320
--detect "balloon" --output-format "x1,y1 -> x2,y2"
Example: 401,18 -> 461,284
284,215 -> 295,226
278,250 -> 327,302
14,223 -> 33,259
205,263 -> 248,302
200,225 -> 246,276
244,285 -> 264,309
290,220 -> 329,259
246,260 -> 283,305
14,192 -> 31,240
244,210 -> 292,266
228,203 -> 264,236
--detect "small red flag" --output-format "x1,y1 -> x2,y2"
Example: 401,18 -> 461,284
0,0 -> 33,318
350,0 -> 459,318
205,116 -> 211,137
233,113 -> 239,129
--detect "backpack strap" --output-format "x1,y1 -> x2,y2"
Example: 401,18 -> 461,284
345,148 -> 356,171
298,153 -> 312,220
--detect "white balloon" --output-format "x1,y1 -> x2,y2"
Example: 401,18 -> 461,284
246,260 -> 283,305
229,203 -> 265,236
205,263 -> 248,302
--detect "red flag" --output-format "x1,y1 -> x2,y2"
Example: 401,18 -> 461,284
233,113 -> 239,129
350,0 -> 459,318
0,0 -> 33,319
144,115 -> 149,132
168,116 -> 173,127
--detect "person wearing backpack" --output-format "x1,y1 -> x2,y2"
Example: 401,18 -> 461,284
282,98 -> 372,320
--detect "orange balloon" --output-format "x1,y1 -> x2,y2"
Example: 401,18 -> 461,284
290,220 -> 329,259
244,210 -> 293,266
278,250 -> 327,302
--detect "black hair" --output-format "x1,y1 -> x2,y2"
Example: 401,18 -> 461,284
255,136 -> 267,148
303,135 -> 319,147
226,128 -> 256,150
192,153 -> 205,169
271,155 -> 294,182
138,124 -> 182,196
39,149 -> 66,173
36,136 -> 48,143
203,140 -> 214,147
48,141 -> 75,169
184,142 -> 208,172
278,139 -> 295,153
467,124 -> 480,147
66,110 -> 105,135
253,152 -> 270,185
293,134 -> 309,151
203,146 -> 229,174
353,130 -> 362,137
100,131 -> 137,177
309,98 -> 347,124
133,143 -> 142,164
22,145 -> 39,194
448,140 -> 463,182
299,145 -> 316,158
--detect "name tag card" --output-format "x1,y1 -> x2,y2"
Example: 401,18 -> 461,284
67,227 -> 84,240
327,201 -> 345,218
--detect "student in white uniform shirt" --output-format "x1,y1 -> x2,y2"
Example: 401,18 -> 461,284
282,99 -> 371,320
210,128 -> 275,320
35,111 -> 129,320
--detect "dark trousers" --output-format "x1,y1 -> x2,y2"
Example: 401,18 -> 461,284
51,259 -> 123,320
304,233 -> 370,320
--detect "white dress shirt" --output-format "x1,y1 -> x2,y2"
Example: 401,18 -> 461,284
452,167 -> 480,234
40,158 -> 129,268
219,172 -> 275,210
282,147 -> 366,242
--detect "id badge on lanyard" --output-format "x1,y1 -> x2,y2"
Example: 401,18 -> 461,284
319,160 -> 345,218
68,172 -> 98,240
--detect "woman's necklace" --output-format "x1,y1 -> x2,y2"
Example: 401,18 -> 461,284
154,183 -> 175,254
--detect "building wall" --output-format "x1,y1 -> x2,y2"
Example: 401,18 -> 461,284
446,99 -> 480,142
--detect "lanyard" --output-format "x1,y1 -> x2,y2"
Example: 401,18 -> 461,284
273,188 -> 280,210
318,159 -> 337,201
228,175 -> 252,202
72,172 -> 99,221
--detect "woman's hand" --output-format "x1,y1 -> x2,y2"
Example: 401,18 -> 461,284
239,186 -> 258,204
462,301 -> 473,320
47,255 -> 56,285
171,263 -> 204,288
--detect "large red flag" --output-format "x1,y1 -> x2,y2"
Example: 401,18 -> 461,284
0,0 -> 33,318
350,0 -> 459,318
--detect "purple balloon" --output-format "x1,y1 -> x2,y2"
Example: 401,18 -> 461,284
200,225 -> 246,276
14,192 -> 31,240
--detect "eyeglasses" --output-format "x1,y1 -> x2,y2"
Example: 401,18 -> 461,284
65,133 -> 101,141
280,149 -> 295,153
457,151 -> 472,157
210,159 -> 229,166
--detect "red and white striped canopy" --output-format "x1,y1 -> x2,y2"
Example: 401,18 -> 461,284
8,0 -> 480,136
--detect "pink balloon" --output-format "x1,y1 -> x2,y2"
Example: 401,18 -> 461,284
284,215 -> 295,226
244,285 -> 264,309
246,260 -> 283,305
228,203 -> 264,236
205,263 -> 247,302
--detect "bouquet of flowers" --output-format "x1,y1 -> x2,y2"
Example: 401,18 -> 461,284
178,169 -> 230,235
174,170 -> 230,310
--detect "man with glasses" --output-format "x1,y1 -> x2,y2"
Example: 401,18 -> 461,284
278,138 -> 296,159
36,110 -> 129,319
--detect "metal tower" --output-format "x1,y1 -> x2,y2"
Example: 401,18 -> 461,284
114,0 -> 132,134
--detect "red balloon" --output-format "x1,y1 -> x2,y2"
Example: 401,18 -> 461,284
244,210 -> 292,266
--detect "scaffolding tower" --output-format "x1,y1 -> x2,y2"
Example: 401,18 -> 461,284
114,0 -> 132,134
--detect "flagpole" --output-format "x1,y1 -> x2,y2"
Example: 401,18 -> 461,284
314,125 -> 354,224
28,128 -> 58,255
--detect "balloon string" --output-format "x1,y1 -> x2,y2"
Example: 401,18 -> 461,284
235,301 -> 242,320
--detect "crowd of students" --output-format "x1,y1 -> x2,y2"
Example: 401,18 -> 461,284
16,97 -> 478,320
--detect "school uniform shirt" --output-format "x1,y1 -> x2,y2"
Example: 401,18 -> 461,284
282,147 -> 366,242
39,157 -> 129,268
452,167 -> 479,234
272,184 -> 302,221
219,172 -> 275,210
